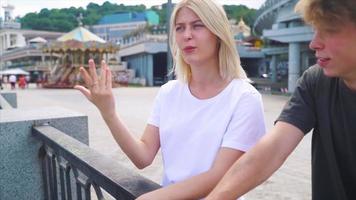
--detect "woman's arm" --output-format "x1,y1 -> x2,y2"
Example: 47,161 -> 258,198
137,147 -> 244,200
104,116 -> 160,169
75,59 -> 160,169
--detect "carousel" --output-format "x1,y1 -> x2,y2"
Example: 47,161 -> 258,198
42,26 -> 120,88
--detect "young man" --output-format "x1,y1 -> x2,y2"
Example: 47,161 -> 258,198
206,0 -> 356,199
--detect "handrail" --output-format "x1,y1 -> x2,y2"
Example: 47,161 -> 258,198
32,125 -> 161,200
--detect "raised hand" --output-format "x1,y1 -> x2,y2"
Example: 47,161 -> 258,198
74,59 -> 116,117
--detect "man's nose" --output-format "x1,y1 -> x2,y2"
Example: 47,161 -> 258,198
309,31 -> 324,51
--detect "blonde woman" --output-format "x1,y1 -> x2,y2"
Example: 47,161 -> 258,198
75,0 -> 266,199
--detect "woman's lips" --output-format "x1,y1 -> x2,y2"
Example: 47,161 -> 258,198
183,46 -> 196,53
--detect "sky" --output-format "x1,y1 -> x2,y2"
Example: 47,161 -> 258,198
0,0 -> 266,18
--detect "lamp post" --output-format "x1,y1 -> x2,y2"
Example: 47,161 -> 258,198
166,0 -> 173,81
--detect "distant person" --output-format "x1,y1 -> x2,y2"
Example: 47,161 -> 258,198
18,75 -> 27,89
206,0 -> 356,199
9,74 -> 17,90
0,75 -> 3,90
75,0 -> 266,199
36,76 -> 42,88
3,75 -> 8,88
25,75 -> 30,88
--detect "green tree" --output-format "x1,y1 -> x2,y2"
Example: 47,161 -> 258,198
223,5 -> 257,26
19,3 -> 256,33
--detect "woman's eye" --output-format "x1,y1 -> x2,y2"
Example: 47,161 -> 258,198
175,26 -> 183,32
193,24 -> 204,29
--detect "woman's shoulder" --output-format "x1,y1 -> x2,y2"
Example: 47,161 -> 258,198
225,79 -> 263,109
162,79 -> 185,89
230,78 -> 260,96
159,80 -> 185,95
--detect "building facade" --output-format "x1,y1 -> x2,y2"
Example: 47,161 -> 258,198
91,11 -> 159,44
0,29 -> 64,71
0,2 -> 64,72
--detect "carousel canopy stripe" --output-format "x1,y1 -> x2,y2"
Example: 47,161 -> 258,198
29,37 -> 47,43
42,40 -> 119,53
57,27 -> 106,43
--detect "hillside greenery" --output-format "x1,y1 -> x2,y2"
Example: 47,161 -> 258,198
20,1 -> 256,32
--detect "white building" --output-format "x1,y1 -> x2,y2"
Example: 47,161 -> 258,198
91,11 -> 160,44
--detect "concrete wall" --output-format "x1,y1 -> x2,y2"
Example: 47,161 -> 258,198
0,92 -> 17,108
0,106 -> 88,200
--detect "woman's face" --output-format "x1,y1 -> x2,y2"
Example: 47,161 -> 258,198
174,7 -> 219,67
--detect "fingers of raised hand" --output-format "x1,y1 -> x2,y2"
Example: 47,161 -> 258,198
96,60 -> 113,90
80,59 -> 112,91
99,60 -> 107,87
88,59 -> 99,86
79,66 -> 92,87
74,85 -> 92,101
106,67 -> 112,89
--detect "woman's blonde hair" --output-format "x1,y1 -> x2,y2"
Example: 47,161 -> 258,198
169,0 -> 247,83
295,0 -> 356,31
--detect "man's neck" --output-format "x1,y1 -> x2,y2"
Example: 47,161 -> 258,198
343,79 -> 356,91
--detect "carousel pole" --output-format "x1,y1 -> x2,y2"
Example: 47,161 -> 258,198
81,51 -> 84,66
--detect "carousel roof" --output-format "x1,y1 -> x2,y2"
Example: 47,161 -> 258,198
43,27 -> 118,53
57,27 -> 106,43
29,37 -> 47,43
42,40 -> 119,53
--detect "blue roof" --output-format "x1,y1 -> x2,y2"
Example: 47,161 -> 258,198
98,12 -> 146,25
97,11 -> 159,25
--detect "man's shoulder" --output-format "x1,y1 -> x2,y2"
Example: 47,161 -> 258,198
301,65 -> 340,87
303,65 -> 323,79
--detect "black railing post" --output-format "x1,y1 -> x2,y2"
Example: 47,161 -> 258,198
50,153 -> 59,200
59,159 -> 68,200
65,165 -> 73,200
39,146 -> 50,199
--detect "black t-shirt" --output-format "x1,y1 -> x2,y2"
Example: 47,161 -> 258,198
277,65 -> 356,200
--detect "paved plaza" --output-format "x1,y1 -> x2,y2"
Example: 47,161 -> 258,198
2,84 -> 311,199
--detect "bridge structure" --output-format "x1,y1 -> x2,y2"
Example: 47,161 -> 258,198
254,0 -> 315,93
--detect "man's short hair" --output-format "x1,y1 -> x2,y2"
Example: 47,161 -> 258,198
295,0 -> 356,31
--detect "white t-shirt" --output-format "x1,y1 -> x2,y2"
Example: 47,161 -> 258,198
148,79 -> 266,187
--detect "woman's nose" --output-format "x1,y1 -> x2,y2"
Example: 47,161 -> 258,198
183,27 -> 193,40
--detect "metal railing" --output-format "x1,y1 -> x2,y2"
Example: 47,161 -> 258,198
32,125 -> 161,200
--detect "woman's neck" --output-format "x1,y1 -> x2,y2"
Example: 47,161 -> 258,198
189,58 -> 220,86
188,77 -> 230,100
188,65 -> 230,99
